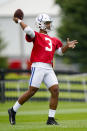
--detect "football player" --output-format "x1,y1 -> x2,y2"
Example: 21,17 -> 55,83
8,13 -> 78,125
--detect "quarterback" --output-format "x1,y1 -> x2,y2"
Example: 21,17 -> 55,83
8,13 -> 78,125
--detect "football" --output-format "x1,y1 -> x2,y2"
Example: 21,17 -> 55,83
14,9 -> 24,20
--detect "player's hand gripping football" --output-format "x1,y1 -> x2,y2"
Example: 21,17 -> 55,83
13,17 -> 19,23
13,9 -> 24,23
66,38 -> 78,49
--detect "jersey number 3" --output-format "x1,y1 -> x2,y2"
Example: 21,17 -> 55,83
45,37 -> 52,51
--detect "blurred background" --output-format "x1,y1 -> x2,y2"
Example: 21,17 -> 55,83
0,1 -> 87,130
1,0 -> 87,71
0,0 -> 61,71
0,0 -> 87,103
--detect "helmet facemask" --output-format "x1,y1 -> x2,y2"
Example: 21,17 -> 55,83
44,21 -> 53,32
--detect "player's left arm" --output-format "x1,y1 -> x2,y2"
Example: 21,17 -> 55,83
62,38 -> 78,53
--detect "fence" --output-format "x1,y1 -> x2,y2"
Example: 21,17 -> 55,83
0,69 -> 87,102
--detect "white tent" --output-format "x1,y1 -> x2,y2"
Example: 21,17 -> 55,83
0,0 -> 60,16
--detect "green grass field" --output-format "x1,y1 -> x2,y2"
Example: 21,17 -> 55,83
0,101 -> 87,131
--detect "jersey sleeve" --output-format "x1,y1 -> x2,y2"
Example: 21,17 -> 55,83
54,37 -> 63,50
25,34 -> 35,42
25,31 -> 39,42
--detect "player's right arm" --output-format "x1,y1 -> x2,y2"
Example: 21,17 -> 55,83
13,17 -> 35,39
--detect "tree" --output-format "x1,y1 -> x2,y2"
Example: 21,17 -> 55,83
55,0 -> 87,72
0,31 -> 8,69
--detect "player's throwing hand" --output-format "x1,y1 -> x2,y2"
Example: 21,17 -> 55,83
13,9 -> 24,23
13,17 -> 19,23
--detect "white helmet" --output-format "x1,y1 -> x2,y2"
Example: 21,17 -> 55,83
35,13 -> 53,31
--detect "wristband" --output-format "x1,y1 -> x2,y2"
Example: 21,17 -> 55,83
18,19 -> 22,24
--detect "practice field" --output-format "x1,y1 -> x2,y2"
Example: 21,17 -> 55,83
0,101 -> 87,131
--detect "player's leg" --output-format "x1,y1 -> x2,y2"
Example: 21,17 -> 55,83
8,86 -> 39,125
18,86 -> 38,105
8,67 -> 44,125
44,69 -> 59,125
49,84 -> 59,110
47,84 -> 59,125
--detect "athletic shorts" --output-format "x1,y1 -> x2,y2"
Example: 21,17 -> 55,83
29,67 -> 58,88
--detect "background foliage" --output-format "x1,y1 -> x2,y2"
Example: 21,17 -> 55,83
0,31 -> 8,69
55,0 -> 87,72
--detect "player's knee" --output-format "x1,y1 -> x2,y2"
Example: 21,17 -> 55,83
51,86 -> 59,96
29,87 -> 38,96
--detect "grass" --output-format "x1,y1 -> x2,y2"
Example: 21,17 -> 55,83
0,73 -> 87,130
0,101 -> 87,131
